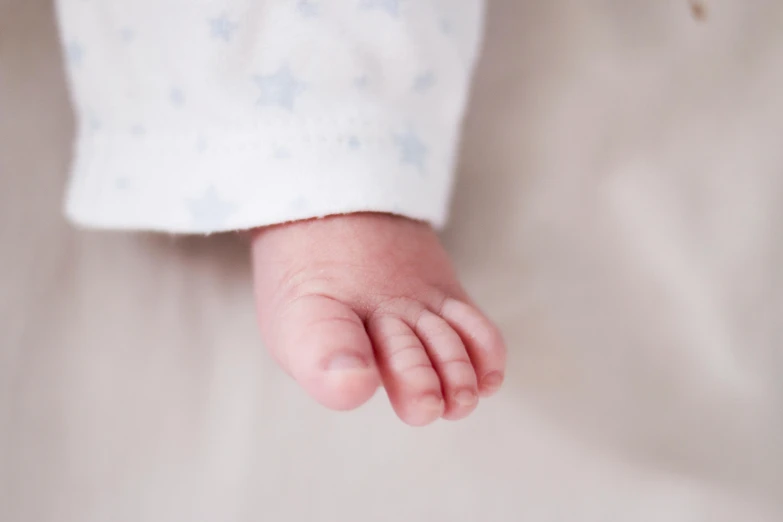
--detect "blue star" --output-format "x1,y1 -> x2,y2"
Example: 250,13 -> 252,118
298,0 -> 320,17
170,88 -> 185,107
120,27 -> 135,43
348,136 -> 361,149
354,75 -> 370,89
254,67 -> 305,110
290,196 -> 309,212
360,0 -> 400,16
394,129 -> 428,170
440,18 -> 452,34
187,187 -> 237,229
273,146 -> 291,159
210,15 -> 238,42
66,42 -> 84,67
413,70 -> 436,93
86,113 -> 102,132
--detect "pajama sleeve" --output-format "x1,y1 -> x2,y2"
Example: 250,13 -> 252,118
54,0 -> 485,233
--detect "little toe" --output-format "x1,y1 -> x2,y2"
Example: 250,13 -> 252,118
270,294 -> 381,411
368,315 -> 445,427
440,298 -> 507,397
415,310 -> 479,421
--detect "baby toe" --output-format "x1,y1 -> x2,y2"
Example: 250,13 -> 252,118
368,314 -> 444,427
415,310 -> 479,421
440,298 -> 507,397
270,294 -> 381,411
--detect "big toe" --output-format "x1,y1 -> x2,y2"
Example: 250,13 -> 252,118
265,294 -> 381,411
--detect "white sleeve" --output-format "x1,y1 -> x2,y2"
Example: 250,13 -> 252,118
54,0 -> 485,233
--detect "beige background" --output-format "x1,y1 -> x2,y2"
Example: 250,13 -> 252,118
2,1 -> 782,520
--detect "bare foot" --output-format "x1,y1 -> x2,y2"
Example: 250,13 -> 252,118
251,213 -> 506,426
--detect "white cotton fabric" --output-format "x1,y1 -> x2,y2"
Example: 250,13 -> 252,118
55,0 -> 484,233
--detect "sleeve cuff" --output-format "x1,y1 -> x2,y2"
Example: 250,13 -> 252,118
65,117 -> 459,234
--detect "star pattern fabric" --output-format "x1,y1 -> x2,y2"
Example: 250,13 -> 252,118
65,42 -> 84,66
395,130 -> 428,170
55,0 -> 485,233
413,70 -> 437,93
360,0 -> 401,16
209,14 -> 238,42
254,67 -> 306,110
188,187 -> 237,229
297,0 -> 320,17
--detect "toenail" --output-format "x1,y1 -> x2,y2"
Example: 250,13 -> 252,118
454,389 -> 478,407
326,353 -> 370,371
482,372 -> 504,392
416,393 -> 445,412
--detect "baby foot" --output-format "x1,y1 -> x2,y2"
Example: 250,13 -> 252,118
250,213 -> 506,426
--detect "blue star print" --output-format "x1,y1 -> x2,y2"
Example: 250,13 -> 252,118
413,71 -> 436,93
360,0 -> 400,16
170,88 -> 185,107
120,27 -> 135,43
290,196 -> 310,212
394,129 -> 428,170
188,187 -> 236,229
297,0 -> 320,17
210,15 -> 237,42
440,18 -> 452,34
88,115 -> 102,132
254,67 -> 305,110
273,146 -> 291,159
66,42 -> 84,67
